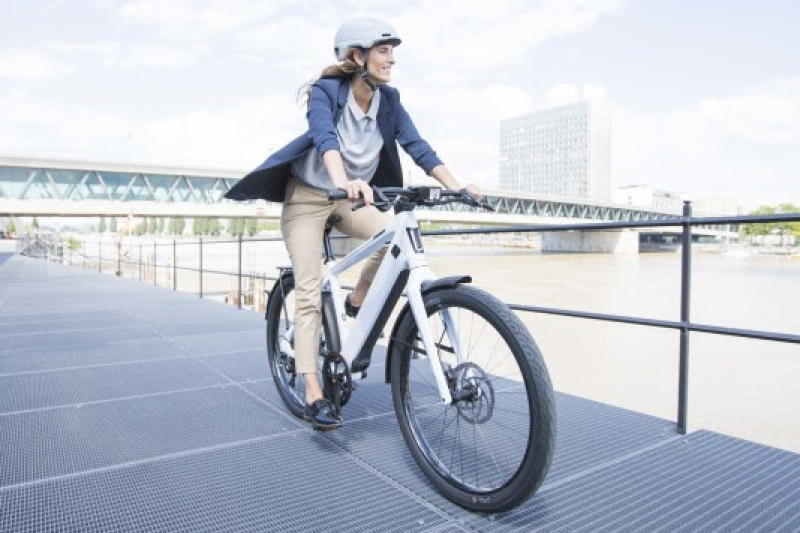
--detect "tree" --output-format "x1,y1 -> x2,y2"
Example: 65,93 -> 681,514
110,217 -> 117,233
246,218 -> 258,237
168,217 -> 186,236
7,219 -> 16,236
229,218 -> 245,236
32,217 -> 40,229
742,204 -> 800,239
147,217 -> 156,234
207,218 -> 221,236
192,218 -> 206,236
157,217 -> 165,234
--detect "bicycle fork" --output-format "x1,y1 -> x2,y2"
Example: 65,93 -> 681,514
406,269 -> 456,405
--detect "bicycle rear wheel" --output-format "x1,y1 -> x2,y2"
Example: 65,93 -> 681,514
390,285 -> 556,512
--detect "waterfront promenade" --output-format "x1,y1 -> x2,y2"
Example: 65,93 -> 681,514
1,252 -> 798,531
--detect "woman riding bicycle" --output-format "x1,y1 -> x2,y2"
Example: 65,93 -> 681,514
225,17 -> 480,430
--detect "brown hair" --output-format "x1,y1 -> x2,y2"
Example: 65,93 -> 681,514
297,50 -> 361,109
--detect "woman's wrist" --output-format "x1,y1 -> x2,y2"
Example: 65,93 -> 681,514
429,165 -> 460,190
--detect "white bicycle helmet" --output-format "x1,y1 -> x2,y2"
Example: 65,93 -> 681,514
334,17 -> 401,61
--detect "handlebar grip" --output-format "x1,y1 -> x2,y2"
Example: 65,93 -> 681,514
327,189 -> 349,201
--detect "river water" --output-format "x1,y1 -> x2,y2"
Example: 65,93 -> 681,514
83,235 -> 800,453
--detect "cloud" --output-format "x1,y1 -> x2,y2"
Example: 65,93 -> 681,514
611,78 -> 800,207
0,87 -> 305,170
0,48 -> 74,82
698,80 -> 800,144
123,44 -> 208,69
113,0 -> 626,77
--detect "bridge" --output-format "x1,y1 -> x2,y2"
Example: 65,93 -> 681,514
0,156 -> 737,252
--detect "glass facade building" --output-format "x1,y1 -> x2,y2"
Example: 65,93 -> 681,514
500,101 -> 611,200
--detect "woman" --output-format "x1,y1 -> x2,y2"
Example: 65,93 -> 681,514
226,17 -> 480,430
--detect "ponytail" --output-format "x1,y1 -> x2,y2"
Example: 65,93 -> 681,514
297,52 -> 360,109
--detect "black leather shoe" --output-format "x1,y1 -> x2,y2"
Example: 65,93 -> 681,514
345,294 -> 360,318
304,399 -> 342,431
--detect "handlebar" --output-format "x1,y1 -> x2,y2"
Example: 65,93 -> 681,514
326,186 -> 494,212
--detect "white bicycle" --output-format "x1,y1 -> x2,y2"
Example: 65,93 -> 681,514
265,186 -> 555,512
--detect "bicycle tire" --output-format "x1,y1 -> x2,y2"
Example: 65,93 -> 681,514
266,274 -> 340,418
390,285 -> 556,512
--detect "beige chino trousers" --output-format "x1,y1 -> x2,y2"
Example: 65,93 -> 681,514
280,178 -> 391,374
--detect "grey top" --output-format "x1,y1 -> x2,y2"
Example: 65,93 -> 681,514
291,85 -> 384,192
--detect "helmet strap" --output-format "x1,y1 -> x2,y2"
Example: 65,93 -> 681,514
359,48 -> 377,91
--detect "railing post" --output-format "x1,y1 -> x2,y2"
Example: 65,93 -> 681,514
173,239 -> 177,291
153,241 -> 157,286
238,234 -> 243,310
199,237 -> 203,299
678,201 -> 692,434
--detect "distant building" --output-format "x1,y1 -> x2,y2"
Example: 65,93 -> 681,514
614,185 -> 684,214
614,184 -> 741,216
688,193 -> 741,217
500,101 -> 611,200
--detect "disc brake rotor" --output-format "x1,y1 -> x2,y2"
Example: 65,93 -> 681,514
453,362 -> 495,424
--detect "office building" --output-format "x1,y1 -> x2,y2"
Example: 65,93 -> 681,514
500,101 -> 611,200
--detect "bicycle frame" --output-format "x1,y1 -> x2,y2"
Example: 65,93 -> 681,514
323,209 -> 456,404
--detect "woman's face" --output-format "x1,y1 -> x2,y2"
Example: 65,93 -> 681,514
364,44 -> 395,84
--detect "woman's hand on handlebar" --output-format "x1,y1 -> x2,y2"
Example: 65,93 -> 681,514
462,183 -> 482,201
335,178 -> 373,205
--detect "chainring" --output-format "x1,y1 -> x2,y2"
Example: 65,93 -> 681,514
322,352 -> 353,409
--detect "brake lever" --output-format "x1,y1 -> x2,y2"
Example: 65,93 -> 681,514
457,188 -> 494,212
351,187 -> 392,212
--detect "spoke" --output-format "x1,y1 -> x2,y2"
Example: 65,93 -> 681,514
468,308 -> 475,361
487,345 -> 517,378
466,315 -> 490,363
450,408 -> 460,475
435,406 -> 457,460
418,406 -> 449,434
410,359 -> 440,398
476,424 -> 506,488
473,420 -> 479,488
456,411 -> 463,482
495,384 -> 526,394
482,333 -> 506,378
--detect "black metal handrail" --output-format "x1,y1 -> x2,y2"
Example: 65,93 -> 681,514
21,205 -> 800,435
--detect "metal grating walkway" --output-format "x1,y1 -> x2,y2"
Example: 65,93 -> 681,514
1,254 -> 798,532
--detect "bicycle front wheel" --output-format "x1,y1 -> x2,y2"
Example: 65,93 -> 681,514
390,285 -> 556,512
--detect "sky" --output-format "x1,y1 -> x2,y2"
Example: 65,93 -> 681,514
0,0 -> 798,210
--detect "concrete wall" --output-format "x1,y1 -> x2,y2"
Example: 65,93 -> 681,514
542,229 -> 639,253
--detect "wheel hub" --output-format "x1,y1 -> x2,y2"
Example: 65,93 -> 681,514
451,362 -> 494,424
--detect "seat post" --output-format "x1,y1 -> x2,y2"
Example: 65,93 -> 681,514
323,215 -> 342,264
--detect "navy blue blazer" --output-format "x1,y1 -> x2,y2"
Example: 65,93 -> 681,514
224,77 -> 443,202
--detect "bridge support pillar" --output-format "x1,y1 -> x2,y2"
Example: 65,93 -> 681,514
542,229 -> 638,254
